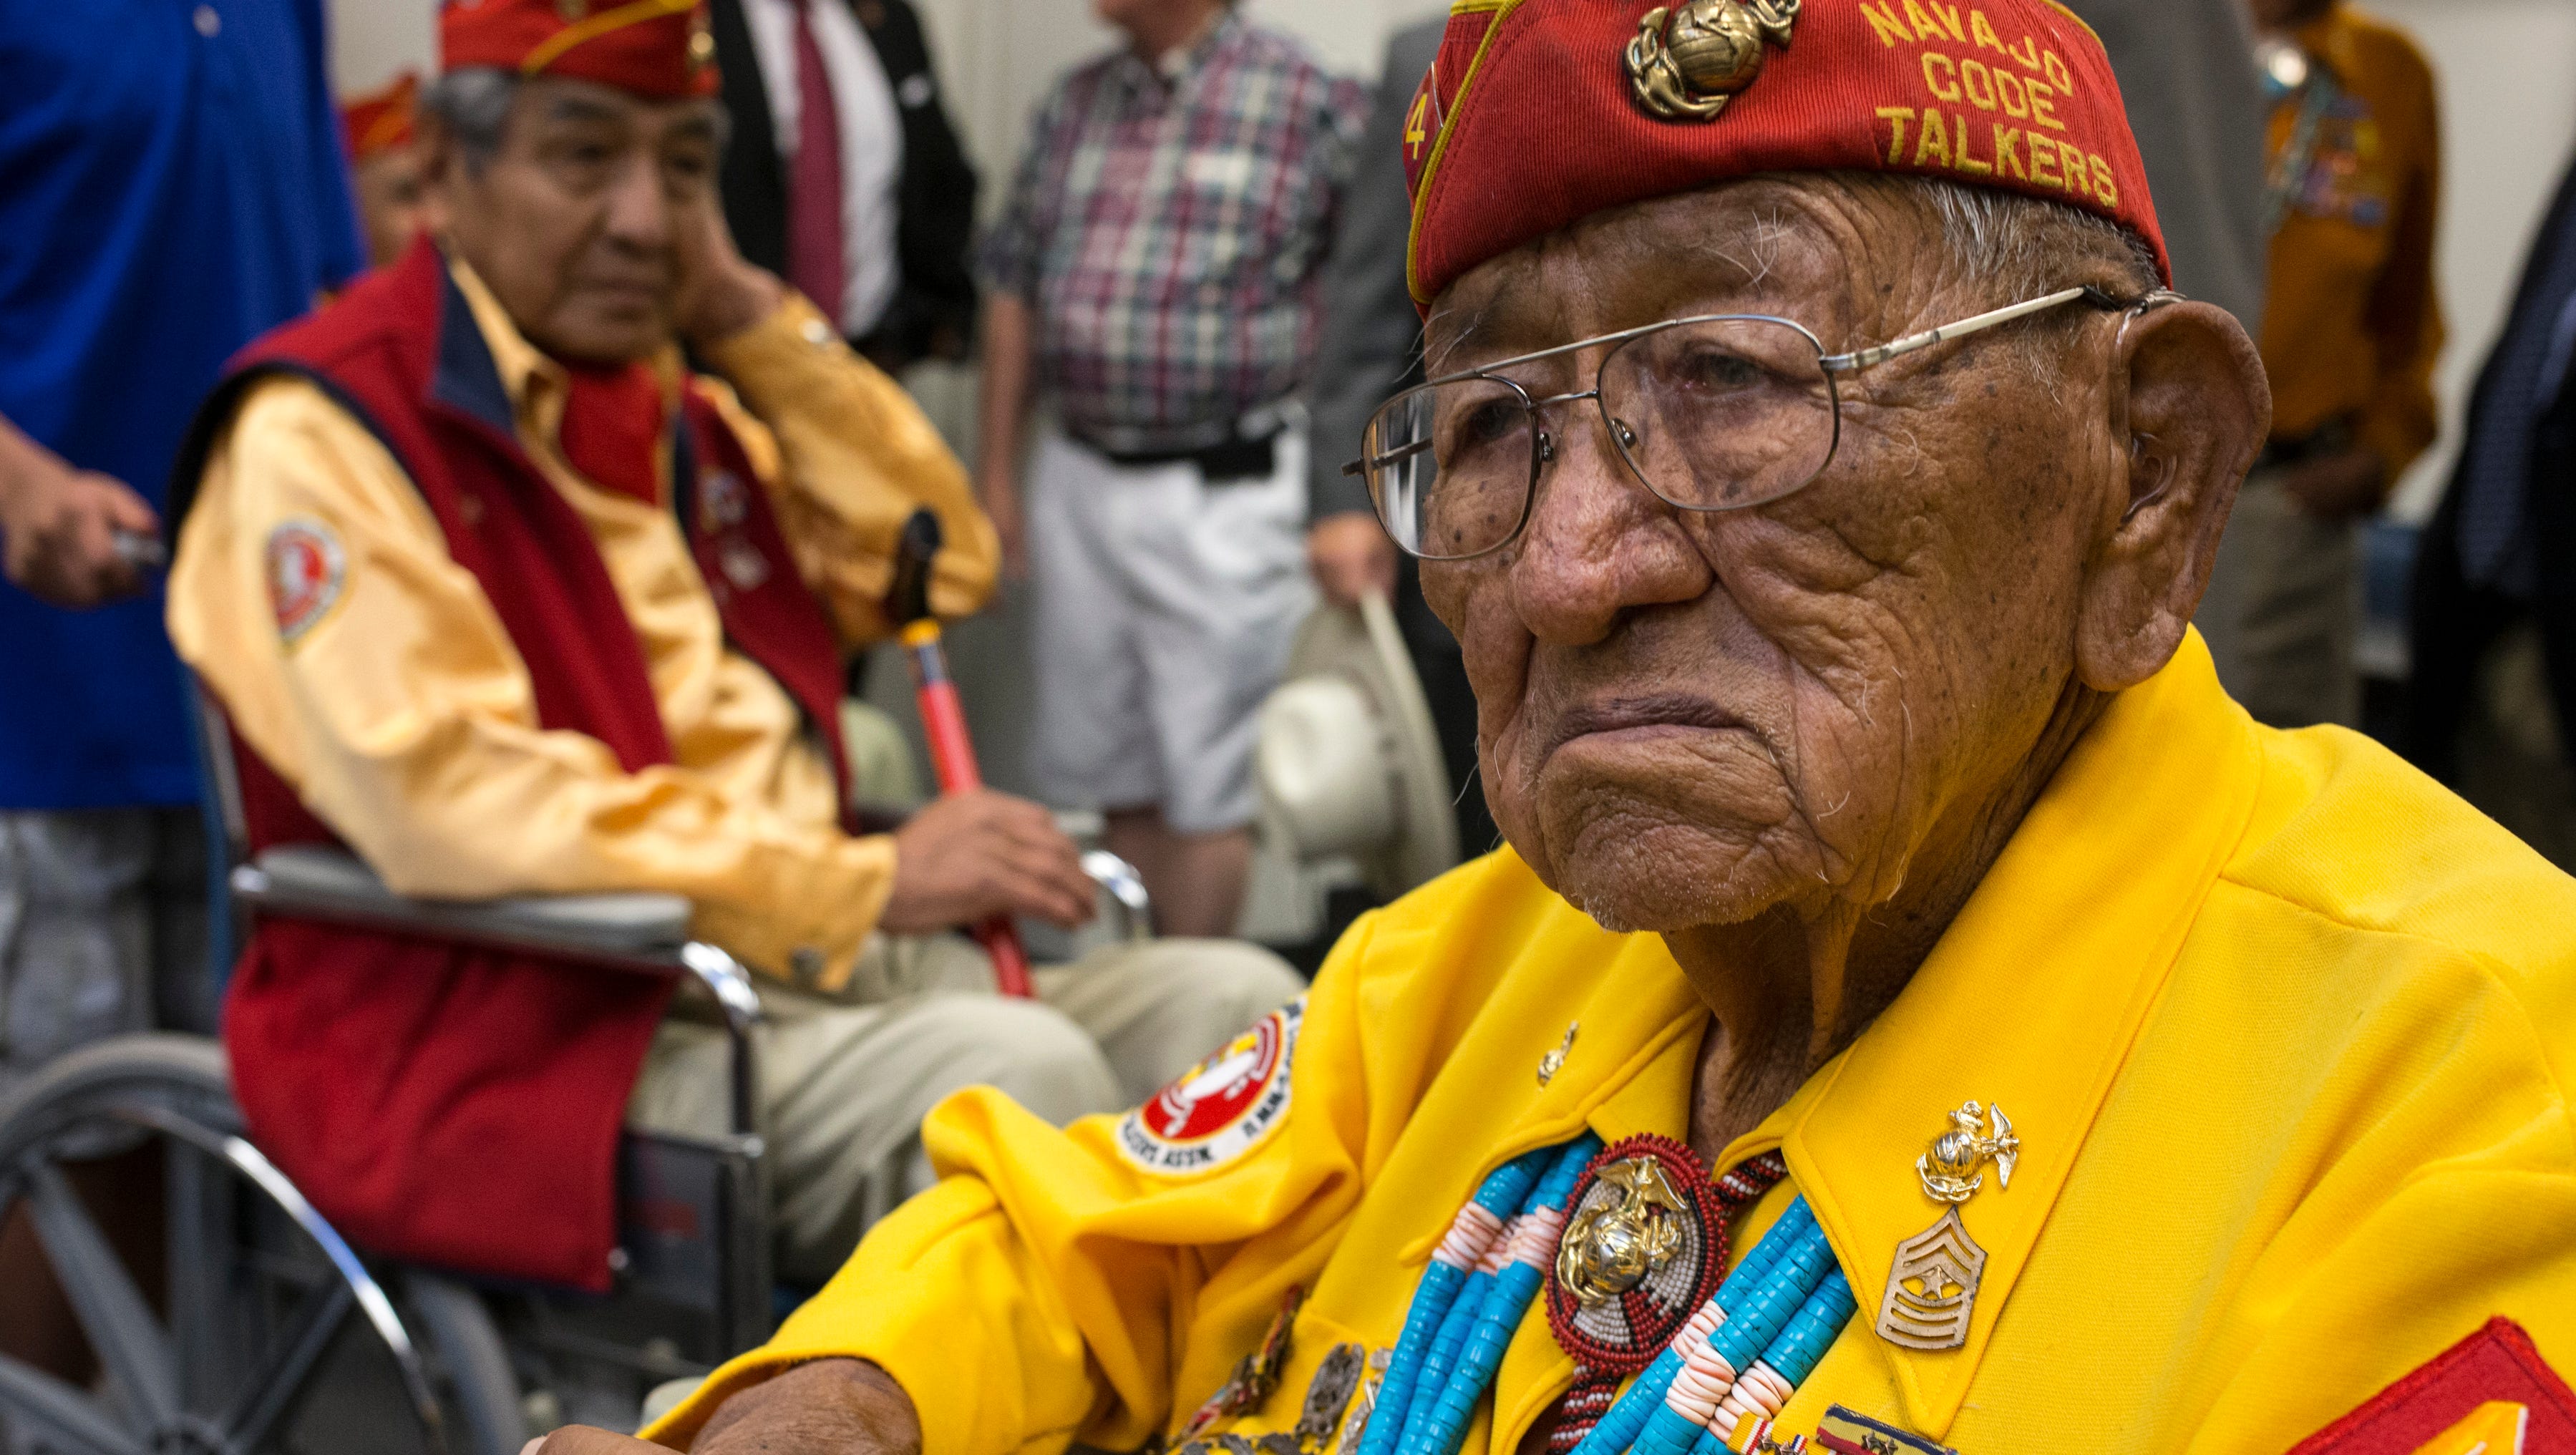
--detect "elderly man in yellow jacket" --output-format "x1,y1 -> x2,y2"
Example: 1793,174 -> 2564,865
163,0 -> 1297,1295
545,0 -> 2576,1449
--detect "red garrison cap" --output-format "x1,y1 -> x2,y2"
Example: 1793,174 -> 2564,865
1402,0 -> 2169,305
442,0 -> 718,99
341,72 -> 419,162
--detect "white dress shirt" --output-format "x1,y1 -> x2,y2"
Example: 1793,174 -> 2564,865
742,0 -> 904,339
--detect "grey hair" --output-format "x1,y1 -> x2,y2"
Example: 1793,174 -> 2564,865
422,67 -> 520,171
1905,175 -> 2162,302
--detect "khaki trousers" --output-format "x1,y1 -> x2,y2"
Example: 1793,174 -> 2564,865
2196,467 -> 2361,729
625,933 -> 1301,1285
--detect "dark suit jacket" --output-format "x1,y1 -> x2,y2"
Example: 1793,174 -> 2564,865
2406,156 -> 2576,777
709,0 -> 979,369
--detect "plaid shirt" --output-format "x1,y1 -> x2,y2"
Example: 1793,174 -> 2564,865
980,12 -> 1365,454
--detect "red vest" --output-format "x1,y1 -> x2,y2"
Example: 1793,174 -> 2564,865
175,238 -> 851,1290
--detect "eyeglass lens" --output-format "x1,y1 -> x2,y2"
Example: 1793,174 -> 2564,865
1363,318 -> 1838,560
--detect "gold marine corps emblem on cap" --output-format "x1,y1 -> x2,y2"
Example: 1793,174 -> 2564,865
1624,0 -> 1799,122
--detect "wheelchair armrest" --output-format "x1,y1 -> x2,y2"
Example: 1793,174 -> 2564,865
238,845 -> 693,959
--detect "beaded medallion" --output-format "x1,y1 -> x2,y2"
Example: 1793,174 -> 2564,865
1549,1137 -> 1728,1369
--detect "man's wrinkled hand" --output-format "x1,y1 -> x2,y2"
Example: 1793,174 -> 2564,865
674,200 -> 784,349
0,450 -> 160,609
522,1360 -> 922,1455
1306,511 -> 1396,608
881,787 -> 1097,933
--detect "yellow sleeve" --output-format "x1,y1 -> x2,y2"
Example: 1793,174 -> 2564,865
2182,948 -> 2576,1447
2356,41 -> 2444,482
696,293 -> 999,646
650,918 -> 1391,1455
165,376 -> 895,983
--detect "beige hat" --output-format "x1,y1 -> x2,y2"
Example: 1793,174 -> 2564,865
1255,591 -> 1460,900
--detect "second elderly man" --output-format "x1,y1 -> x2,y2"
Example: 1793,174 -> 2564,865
165,0 -> 1298,1295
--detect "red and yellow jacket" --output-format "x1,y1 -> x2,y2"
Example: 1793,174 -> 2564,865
166,237 -> 994,1288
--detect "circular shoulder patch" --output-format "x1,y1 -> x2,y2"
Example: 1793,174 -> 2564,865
1116,997 -> 1303,1176
264,518 -> 346,645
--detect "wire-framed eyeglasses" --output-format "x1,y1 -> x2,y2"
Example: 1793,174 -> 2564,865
1343,283 -> 2180,561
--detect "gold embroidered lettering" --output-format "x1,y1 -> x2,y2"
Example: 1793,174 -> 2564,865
1952,112 -> 1992,173
2061,142 -> 2091,198
2089,152 -> 2118,204
2026,133 -> 2060,188
2043,49 -> 2075,94
2028,78 -> 2064,130
1993,125 -> 2024,178
1923,0 -> 1967,41
1858,1 -> 1914,45
1912,108 -> 1952,167
1993,69 -> 2029,117
1957,58 -> 1998,110
1920,52 -> 1961,103
1875,106 -> 1915,162
1901,0 -> 1952,44
2006,34 -> 2040,69
1969,9 -> 2008,54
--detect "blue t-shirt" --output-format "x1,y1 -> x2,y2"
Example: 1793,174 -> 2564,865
0,0 -> 364,810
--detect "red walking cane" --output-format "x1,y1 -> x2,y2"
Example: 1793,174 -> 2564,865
887,509 -> 1036,997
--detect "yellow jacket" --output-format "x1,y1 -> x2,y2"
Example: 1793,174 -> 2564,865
167,261 -> 996,987
656,635 -> 2576,1452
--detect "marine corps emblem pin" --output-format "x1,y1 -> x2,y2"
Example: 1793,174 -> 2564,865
1877,1101 -> 2018,1351
1624,0 -> 1799,122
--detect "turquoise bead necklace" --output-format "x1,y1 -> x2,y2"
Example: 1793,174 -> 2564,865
1361,1137 -> 1858,1455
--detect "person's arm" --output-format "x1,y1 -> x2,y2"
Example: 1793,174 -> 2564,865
696,295 -> 1001,643
968,91 -> 1064,585
1304,29 -> 1434,608
170,377 -> 903,984
976,293 -> 1037,583
0,412 -> 159,608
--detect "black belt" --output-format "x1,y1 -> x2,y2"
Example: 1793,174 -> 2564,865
1082,427 -> 1279,484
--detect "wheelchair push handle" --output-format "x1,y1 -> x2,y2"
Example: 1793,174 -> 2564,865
888,508 -> 1038,999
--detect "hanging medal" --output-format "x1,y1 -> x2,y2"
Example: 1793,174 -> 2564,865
1545,1139 -> 1784,1451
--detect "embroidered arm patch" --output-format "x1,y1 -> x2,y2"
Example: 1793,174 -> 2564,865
2289,1318 -> 2576,1454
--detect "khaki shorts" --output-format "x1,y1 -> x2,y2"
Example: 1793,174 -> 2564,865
1023,425 -> 1317,834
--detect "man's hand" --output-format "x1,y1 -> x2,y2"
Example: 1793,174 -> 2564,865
524,1359 -> 921,1455
0,422 -> 160,608
2277,442 -> 2388,522
1306,511 -> 1396,608
674,200 -> 785,350
980,472 -> 1029,583
880,787 -> 1097,933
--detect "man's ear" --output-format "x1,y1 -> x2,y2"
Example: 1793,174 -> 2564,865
2073,298 -> 2271,691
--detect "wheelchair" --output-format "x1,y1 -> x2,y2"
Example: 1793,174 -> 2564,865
0,699 -> 1152,1455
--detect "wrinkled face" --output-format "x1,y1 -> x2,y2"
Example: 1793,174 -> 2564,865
1421,180 -> 2128,934
432,78 -> 724,362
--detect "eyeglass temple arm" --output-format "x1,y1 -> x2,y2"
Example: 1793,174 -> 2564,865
1343,436 -> 1433,477
1823,284 -> 2179,373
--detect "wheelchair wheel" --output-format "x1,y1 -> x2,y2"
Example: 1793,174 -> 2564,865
0,1034 -> 516,1455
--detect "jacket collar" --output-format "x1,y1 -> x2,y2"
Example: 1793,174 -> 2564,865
426,242 -> 684,458
1710,632 -> 2263,1436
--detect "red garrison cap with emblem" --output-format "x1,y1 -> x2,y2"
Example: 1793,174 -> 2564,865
341,72 -> 419,162
1401,0 -> 2169,306
442,0 -> 719,99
